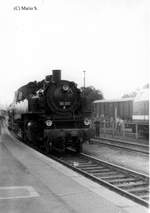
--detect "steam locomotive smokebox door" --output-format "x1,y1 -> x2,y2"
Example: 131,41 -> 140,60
52,70 -> 61,82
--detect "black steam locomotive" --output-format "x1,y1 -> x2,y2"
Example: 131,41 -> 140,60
8,70 -> 92,152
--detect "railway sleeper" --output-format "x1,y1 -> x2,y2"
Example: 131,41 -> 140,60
63,160 -> 85,164
94,171 -> 117,177
77,165 -> 102,169
132,191 -> 149,198
108,177 -> 136,184
126,186 -> 149,193
73,160 -> 90,163
99,174 -> 126,180
78,166 -> 104,171
68,160 -> 87,163
116,181 -> 148,188
75,162 -> 94,166
81,166 -> 107,170
140,195 -> 149,200
83,168 -> 110,173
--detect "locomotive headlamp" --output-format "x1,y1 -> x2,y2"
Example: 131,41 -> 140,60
62,84 -> 69,91
27,122 -> 32,127
84,118 -> 90,126
45,120 -> 53,127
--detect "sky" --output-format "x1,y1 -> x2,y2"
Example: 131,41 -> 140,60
0,0 -> 149,107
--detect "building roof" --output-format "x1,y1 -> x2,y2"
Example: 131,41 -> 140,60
93,98 -> 133,104
134,88 -> 149,102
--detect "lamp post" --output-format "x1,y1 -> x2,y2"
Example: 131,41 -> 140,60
83,70 -> 86,89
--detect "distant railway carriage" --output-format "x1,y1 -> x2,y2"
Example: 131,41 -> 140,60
92,98 -> 133,121
92,89 -> 149,137
132,89 -> 149,123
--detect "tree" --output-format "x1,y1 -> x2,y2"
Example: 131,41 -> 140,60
80,86 -> 104,112
122,91 -> 137,98
142,83 -> 149,89
122,83 -> 149,98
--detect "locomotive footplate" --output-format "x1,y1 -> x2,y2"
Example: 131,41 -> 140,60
44,128 -> 90,140
44,128 -> 93,152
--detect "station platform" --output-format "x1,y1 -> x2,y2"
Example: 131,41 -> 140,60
0,126 -> 148,213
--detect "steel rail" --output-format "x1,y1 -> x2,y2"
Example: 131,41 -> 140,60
49,152 -> 149,208
91,138 -> 149,154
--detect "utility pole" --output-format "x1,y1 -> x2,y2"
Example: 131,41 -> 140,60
83,70 -> 86,89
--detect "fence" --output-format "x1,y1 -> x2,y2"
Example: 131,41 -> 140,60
93,120 -> 149,141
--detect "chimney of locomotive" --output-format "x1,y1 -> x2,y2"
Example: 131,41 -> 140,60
52,70 -> 61,83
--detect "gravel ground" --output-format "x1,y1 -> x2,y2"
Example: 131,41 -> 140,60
82,142 -> 149,176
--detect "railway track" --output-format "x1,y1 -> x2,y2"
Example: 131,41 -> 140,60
49,152 -> 149,208
91,138 -> 149,154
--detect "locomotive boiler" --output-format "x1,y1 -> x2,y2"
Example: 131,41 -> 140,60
8,70 -> 92,152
